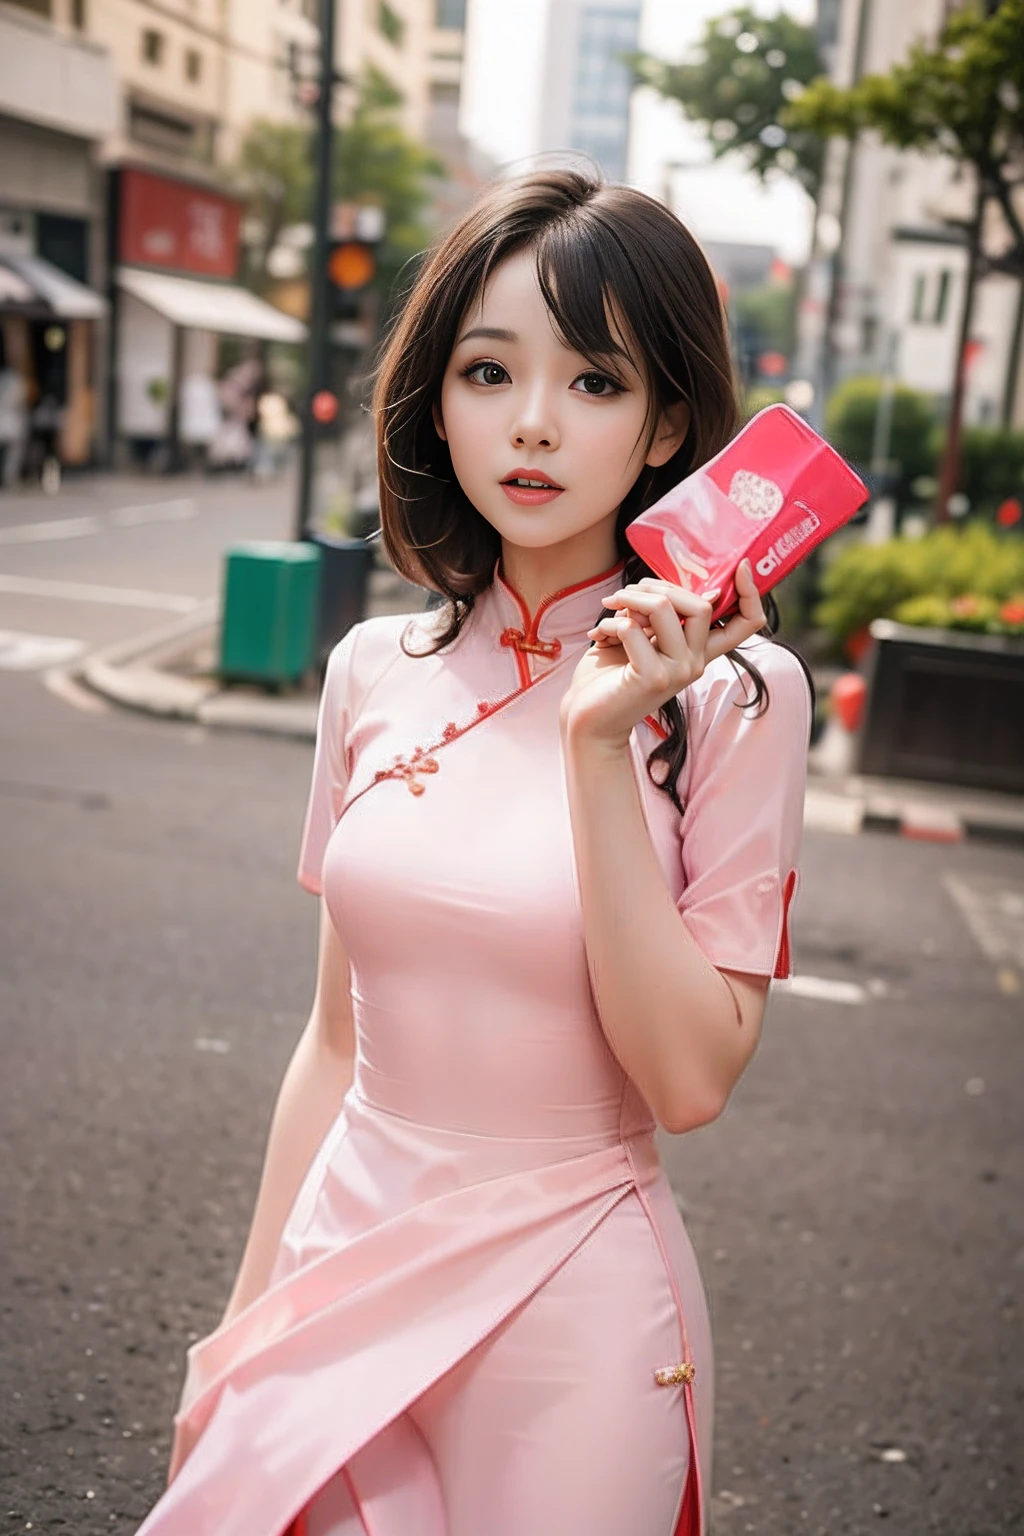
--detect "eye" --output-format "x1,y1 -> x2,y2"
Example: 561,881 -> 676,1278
461,360 -> 508,387
572,371 -> 621,397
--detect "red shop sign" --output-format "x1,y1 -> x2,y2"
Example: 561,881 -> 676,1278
119,167 -> 242,279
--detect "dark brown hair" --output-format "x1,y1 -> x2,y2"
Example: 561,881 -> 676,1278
370,165 -> 776,811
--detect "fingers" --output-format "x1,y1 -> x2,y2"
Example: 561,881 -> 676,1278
704,560 -> 766,662
598,582 -> 716,663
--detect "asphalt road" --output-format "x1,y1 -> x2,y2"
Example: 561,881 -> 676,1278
0,471 -> 294,660
1,474 -> 1022,1535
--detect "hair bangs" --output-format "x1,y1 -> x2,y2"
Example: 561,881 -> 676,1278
535,223 -> 634,366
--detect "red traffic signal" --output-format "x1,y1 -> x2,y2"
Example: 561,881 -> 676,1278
311,389 -> 339,424
327,241 -> 375,292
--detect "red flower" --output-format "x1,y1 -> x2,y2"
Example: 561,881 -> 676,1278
999,599 -> 1024,626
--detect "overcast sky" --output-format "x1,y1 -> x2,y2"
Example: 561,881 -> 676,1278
461,0 -> 816,265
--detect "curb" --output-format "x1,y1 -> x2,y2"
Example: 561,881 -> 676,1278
73,612 -> 320,740
804,782 -> 1024,848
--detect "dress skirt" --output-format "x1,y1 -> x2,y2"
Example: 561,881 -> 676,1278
138,1088 -> 712,1536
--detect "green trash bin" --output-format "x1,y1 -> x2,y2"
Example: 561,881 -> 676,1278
219,541 -> 321,685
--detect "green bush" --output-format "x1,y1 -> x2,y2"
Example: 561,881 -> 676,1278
957,427 -> 1024,515
825,375 -> 938,492
815,523 -> 1024,643
742,384 -> 785,421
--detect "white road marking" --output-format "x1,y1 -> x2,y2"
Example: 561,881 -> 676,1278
0,573 -> 201,612
194,1037 -> 231,1054
0,497 -> 197,543
0,515 -> 101,544
0,629 -> 87,670
109,498 -> 197,527
774,974 -> 868,1005
944,873 -> 1024,969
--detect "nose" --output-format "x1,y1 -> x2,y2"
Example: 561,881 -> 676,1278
509,378 -> 560,453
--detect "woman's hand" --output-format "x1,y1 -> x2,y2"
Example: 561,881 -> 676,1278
560,559 -> 766,752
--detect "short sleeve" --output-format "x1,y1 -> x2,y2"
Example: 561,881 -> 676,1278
296,626 -> 359,895
676,644 -> 811,978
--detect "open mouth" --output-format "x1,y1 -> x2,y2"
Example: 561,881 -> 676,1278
502,477 -> 564,490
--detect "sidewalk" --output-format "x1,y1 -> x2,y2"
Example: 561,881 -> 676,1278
65,580 -> 1024,848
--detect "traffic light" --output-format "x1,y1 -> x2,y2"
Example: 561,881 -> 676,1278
327,240 -> 375,319
327,204 -> 384,322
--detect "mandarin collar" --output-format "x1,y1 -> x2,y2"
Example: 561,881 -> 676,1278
487,556 -> 626,649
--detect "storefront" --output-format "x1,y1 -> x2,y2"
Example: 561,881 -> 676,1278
110,167 -> 305,467
0,252 -> 106,479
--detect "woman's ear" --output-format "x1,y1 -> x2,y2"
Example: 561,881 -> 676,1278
645,400 -> 691,469
432,399 -> 447,442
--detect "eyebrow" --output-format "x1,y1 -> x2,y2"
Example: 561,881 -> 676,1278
455,326 -> 519,347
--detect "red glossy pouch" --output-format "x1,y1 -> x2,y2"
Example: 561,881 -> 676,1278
626,404 -> 868,622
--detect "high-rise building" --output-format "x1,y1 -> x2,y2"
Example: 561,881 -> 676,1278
538,0 -> 640,181
462,0 -> 640,183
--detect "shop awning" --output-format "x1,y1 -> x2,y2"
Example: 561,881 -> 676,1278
117,267 -> 306,343
0,255 -> 106,320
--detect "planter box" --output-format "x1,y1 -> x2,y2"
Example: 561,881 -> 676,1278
858,619 -> 1024,793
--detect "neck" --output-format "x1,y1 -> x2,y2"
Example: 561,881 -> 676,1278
499,523 -> 621,615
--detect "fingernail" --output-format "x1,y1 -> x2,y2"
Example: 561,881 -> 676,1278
705,587 -> 721,601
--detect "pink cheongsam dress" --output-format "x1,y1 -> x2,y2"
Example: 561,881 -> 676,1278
135,557 -> 810,1536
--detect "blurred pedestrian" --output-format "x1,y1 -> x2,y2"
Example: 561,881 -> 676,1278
251,387 -> 299,481
208,358 -> 262,473
140,168 -> 811,1536
0,346 -> 27,489
179,372 -> 221,472
31,390 -> 63,495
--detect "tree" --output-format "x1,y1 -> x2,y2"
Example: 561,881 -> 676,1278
785,0 -> 1024,518
630,7 -> 825,197
784,0 -> 1024,276
230,68 -> 445,312
333,68 -> 446,317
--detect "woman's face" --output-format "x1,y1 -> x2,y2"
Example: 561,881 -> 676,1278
434,249 -> 688,563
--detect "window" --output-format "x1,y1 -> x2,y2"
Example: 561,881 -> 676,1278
70,0 -> 87,27
141,28 -> 165,65
933,269 -> 951,325
378,1 -> 405,46
185,48 -> 203,82
435,0 -> 466,25
911,273 -> 926,323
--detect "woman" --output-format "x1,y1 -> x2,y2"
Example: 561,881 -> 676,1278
140,167 -> 811,1536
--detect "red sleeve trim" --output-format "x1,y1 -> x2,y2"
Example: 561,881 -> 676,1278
773,869 -> 798,980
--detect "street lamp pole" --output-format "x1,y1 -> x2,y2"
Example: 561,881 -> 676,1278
295,0 -> 337,542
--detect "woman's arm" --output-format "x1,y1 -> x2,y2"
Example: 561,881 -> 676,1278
559,562 -> 780,1136
218,899 -> 355,1327
561,730 -> 768,1135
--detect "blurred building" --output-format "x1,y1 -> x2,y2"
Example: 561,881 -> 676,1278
0,0 -> 477,471
461,0 -> 640,182
336,0 -> 480,232
0,0 -> 117,472
798,0 -> 1024,433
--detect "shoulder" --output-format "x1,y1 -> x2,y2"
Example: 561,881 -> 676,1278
320,610 -> 421,723
684,637 -> 813,743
